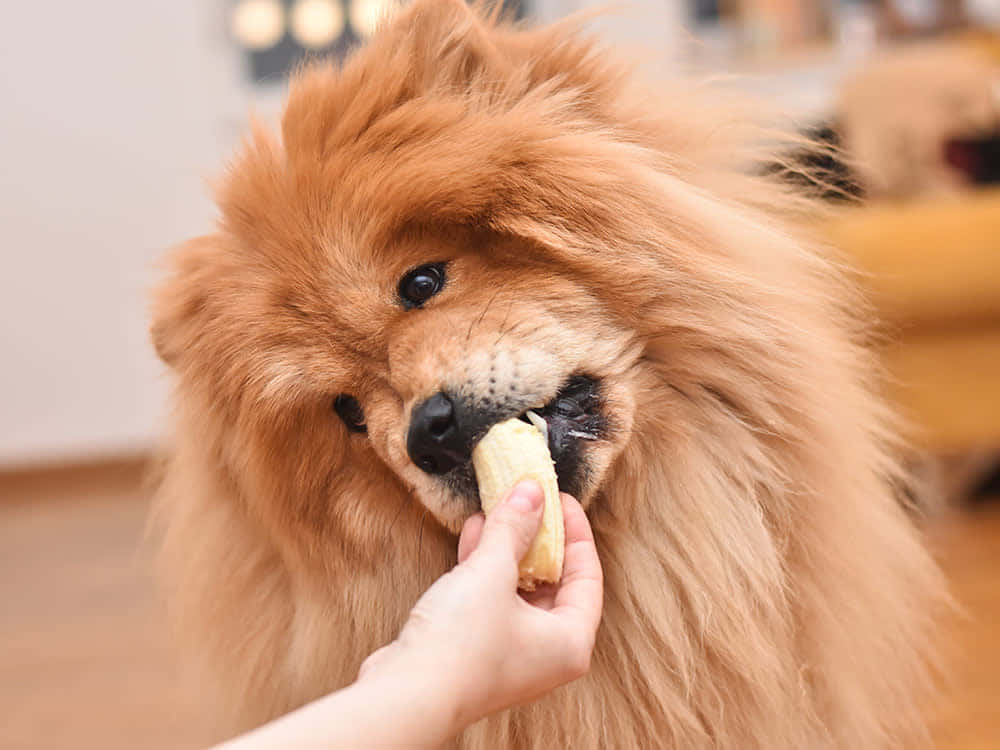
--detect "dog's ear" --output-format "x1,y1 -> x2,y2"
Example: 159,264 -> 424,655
150,235 -> 221,369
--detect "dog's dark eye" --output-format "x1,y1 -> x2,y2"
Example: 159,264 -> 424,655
398,263 -> 446,309
333,394 -> 367,434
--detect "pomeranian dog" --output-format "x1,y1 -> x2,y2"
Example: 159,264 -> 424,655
836,41 -> 999,197
151,1 -> 946,746
775,42 -> 1000,202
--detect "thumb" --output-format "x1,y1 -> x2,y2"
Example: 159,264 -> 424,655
468,480 -> 545,575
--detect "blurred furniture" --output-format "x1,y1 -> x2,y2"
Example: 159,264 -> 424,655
824,188 -> 1000,451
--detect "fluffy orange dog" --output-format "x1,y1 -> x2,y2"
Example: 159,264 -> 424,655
151,1 -> 945,746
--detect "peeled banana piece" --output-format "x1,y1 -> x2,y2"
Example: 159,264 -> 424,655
472,418 -> 564,590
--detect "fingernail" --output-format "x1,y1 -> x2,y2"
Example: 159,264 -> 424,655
507,480 -> 543,512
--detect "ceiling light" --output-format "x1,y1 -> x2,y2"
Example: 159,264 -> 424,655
291,0 -> 345,49
231,0 -> 286,51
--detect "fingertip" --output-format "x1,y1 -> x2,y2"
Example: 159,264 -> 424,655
506,479 -> 544,512
553,494 -> 603,628
461,511 -> 485,534
474,485 -> 546,568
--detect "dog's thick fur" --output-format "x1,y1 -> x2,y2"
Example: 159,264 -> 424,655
151,2 -> 946,746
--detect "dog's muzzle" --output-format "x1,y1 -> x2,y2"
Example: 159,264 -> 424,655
406,375 -> 606,498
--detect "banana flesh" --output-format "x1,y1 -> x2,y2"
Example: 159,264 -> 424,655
472,418 -> 564,589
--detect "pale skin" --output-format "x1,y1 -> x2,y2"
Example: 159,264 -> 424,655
215,481 -> 604,749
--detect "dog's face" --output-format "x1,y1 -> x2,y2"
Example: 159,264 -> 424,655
155,215 -> 641,538
253,225 -> 641,533
355,239 -> 638,530
151,1 -> 679,536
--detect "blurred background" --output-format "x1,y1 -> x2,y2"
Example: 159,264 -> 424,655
1,1 -> 998,747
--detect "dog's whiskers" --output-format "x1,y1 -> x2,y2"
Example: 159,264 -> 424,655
493,301 -> 519,347
467,287 -> 503,344
493,299 -> 514,346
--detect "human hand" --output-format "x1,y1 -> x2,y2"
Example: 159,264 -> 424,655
359,481 -> 603,738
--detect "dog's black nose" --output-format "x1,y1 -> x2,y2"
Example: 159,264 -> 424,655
407,392 -> 471,474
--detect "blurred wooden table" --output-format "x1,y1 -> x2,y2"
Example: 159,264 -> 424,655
1,461 -> 998,749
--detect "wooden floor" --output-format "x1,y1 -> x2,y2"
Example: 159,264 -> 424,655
925,500 -> 1000,750
1,461 -> 997,749
0,461 -> 216,750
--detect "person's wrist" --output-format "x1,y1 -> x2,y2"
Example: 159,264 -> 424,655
355,642 -> 468,745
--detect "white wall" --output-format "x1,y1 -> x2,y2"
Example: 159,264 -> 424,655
0,1 -> 259,466
540,0 -> 847,126
535,0 -> 688,79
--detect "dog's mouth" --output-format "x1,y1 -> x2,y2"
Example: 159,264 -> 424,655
447,374 -> 607,504
514,374 -> 605,482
